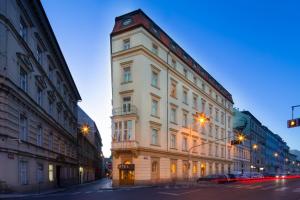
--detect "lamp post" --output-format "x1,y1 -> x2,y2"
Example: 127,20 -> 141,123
78,123 -> 90,184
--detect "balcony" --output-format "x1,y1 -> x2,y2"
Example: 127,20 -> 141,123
112,140 -> 139,150
112,105 -> 137,116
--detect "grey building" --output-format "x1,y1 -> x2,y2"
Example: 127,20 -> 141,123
77,107 -> 104,183
0,0 -> 81,192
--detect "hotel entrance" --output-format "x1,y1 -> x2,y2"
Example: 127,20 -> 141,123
119,161 -> 135,185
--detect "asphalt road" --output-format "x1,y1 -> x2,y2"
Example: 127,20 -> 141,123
3,178 -> 300,200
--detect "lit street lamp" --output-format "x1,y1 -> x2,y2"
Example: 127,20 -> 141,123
81,123 -> 90,136
252,144 -> 258,150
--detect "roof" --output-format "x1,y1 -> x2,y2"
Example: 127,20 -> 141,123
111,9 -> 233,103
241,110 -> 262,125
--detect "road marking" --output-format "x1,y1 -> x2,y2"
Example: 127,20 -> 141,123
97,190 -> 103,193
274,187 -> 288,192
85,191 -> 93,194
158,192 -> 179,196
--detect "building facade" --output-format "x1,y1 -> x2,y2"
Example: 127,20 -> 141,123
111,9 -> 234,186
77,107 -> 104,184
232,108 -> 250,173
0,0 -> 81,192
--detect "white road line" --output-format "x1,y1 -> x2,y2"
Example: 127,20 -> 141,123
97,190 -> 103,193
158,192 -> 179,196
274,187 -> 288,192
85,191 -> 93,194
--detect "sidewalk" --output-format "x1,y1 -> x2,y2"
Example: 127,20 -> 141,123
0,178 -> 111,199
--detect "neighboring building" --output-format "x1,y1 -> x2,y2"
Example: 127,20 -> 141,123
0,0 -> 81,192
77,107 -> 104,184
232,108 -> 250,173
263,126 -> 288,174
111,9 -> 234,186
238,111 -> 266,173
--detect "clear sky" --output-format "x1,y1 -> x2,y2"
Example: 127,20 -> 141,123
41,0 -> 300,157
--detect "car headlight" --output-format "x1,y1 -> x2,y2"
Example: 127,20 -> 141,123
276,175 -> 279,178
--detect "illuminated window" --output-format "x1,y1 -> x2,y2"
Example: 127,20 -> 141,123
49,164 -> 54,182
170,160 -> 177,175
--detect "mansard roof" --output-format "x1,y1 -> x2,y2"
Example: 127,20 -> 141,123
111,9 -> 233,103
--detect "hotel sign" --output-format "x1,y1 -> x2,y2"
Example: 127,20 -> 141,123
118,164 -> 135,170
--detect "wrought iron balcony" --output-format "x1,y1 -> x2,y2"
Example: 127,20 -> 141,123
112,105 -> 137,116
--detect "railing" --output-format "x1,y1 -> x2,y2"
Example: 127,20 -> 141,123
112,105 -> 137,116
112,140 -> 138,149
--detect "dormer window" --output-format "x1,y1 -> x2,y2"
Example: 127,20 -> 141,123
122,18 -> 132,26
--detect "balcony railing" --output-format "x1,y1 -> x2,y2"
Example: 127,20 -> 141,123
112,105 -> 137,116
112,140 -> 139,150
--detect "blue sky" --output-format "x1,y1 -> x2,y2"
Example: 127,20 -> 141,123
41,0 -> 300,157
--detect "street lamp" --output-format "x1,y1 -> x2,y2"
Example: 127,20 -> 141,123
252,144 -> 258,150
274,152 -> 278,157
80,123 -> 90,136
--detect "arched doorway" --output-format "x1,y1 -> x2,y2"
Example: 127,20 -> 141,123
201,163 -> 206,177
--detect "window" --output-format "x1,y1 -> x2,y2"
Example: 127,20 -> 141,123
192,140 -> 197,153
228,147 -> 231,159
221,146 -> 225,158
171,59 -> 177,69
170,160 -> 177,176
221,112 -> 224,124
193,76 -> 197,85
208,143 -> 212,156
37,87 -> 43,106
208,123 -> 212,137
122,96 -> 131,113
228,116 -> 232,128
221,129 -> 225,141
209,105 -> 213,116
170,82 -> 177,98
215,144 -> 219,157
114,121 -> 122,142
49,133 -> 53,150
192,161 -> 198,175
152,161 -> 158,173
182,137 -> 188,151
151,71 -> 158,87
123,38 -> 130,50
20,67 -> 28,92
202,82 -> 205,91
152,43 -> 158,55
19,114 -> 28,141
19,18 -> 27,40
170,134 -> 176,148
183,90 -> 188,104
151,99 -> 158,117
193,95 -> 198,109
123,67 -> 131,83
124,120 -> 132,141
201,99 -> 206,113
37,163 -> 44,183
201,141 -> 205,155
37,45 -> 42,64
19,160 -> 28,185
151,129 -> 158,145
48,65 -> 54,81
170,107 -> 177,123
49,100 -> 54,114
49,164 -> 54,182
215,109 -> 219,122
57,74 -> 62,92
215,125 -> 219,139
183,68 -> 188,78
182,112 -> 188,127
37,126 -> 43,146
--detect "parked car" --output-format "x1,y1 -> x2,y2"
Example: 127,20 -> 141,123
242,172 -> 264,179
197,174 -> 230,184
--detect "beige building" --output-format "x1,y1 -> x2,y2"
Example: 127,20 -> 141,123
0,0 -> 81,192
111,9 -> 234,186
